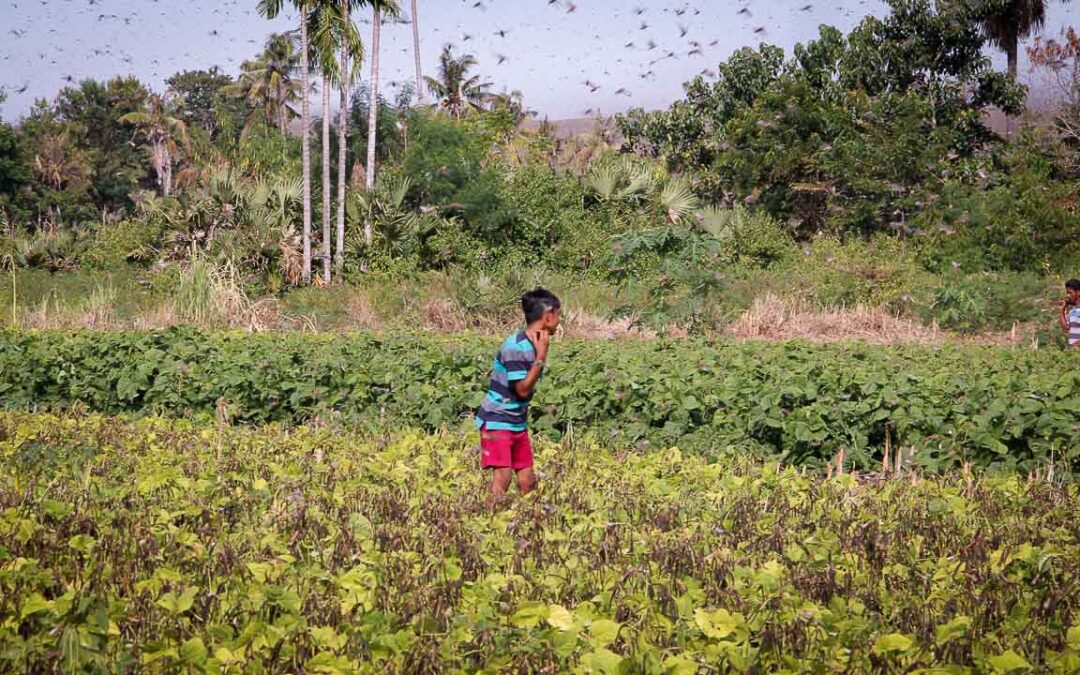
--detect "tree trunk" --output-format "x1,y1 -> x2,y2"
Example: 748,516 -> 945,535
300,10 -> 313,284
1007,39 -> 1018,139
336,4 -> 349,279
411,0 -> 423,103
162,144 -> 172,197
322,75 -> 332,284
365,4 -> 381,246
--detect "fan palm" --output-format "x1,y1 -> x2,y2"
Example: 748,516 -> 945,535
258,0 -> 315,283
424,44 -> 492,119
119,94 -> 189,197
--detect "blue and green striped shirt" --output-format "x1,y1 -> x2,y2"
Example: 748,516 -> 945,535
475,331 -> 539,431
1069,307 -> 1080,346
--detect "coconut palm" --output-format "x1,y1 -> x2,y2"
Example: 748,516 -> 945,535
259,0 -> 315,283
225,33 -> 301,136
364,0 -> 401,246
424,45 -> 492,119
119,94 -> 189,197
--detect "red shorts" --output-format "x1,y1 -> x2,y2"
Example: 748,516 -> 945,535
479,425 -> 534,470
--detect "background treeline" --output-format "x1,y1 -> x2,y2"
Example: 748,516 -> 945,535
1,0 -> 1079,338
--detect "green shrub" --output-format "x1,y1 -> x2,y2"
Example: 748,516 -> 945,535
82,219 -> 163,269
778,235 -> 929,310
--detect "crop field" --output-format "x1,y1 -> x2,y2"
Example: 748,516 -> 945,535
1,329 -> 1079,474
0,412 -> 1078,673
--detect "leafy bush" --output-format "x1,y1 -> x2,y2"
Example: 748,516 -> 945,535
918,271 -> 1060,333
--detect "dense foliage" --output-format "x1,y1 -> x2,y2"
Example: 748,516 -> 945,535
617,0 -> 1079,271
2,412 -> 1079,672
0,329 -> 1076,473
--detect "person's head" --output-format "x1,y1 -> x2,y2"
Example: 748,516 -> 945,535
1067,279 -> 1080,305
522,287 -> 561,333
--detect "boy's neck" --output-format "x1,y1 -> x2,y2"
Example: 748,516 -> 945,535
525,321 -> 546,334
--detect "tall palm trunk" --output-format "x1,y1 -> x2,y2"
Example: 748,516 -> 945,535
1007,39 -> 1018,139
321,75 -> 332,283
336,3 -> 350,278
411,0 -> 423,102
364,4 -> 381,246
300,10 -> 313,284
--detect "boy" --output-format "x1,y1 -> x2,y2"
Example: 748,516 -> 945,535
1061,279 -> 1080,348
476,288 -> 561,508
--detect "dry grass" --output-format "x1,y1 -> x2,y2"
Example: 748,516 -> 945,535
724,294 -> 946,345
12,283 -> 1038,347
420,299 -> 469,333
344,289 -> 379,330
559,310 -> 653,340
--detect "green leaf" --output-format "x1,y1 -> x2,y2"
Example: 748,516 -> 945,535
1068,623 -> 1080,651
589,619 -> 621,647
581,648 -> 626,674
305,652 -> 355,674
662,655 -> 700,675
872,633 -> 913,654
935,616 -> 971,645
547,604 -> 575,631
510,601 -> 547,628
987,650 -> 1033,673
694,608 -> 741,640
67,534 -> 96,556
156,587 -> 197,615
180,637 -> 208,666
20,592 -> 55,619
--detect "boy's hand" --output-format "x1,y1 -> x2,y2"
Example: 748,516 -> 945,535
1062,300 -> 1070,312
528,329 -> 550,361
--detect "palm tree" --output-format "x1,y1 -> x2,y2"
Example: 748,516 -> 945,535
977,0 -> 1070,81
424,45 -> 492,119
225,33 -> 301,136
259,0 -> 315,283
364,0 -> 401,246
976,0 -> 1071,136
410,0 -> 424,103
120,93 -> 189,197
310,0 -> 364,283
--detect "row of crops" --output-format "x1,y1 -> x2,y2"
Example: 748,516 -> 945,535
0,328 -> 1077,472
1,412 -> 1078,672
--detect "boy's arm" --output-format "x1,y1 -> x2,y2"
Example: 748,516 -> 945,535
512,330 -> 549,399
1061,302 -> 1071,332
512,360 -> 544,399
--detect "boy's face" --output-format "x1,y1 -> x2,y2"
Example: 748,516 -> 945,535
1069,288 -> 1080,305
543,308 -> 561,333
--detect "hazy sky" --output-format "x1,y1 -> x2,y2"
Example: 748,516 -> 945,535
3,0 -> 1080,122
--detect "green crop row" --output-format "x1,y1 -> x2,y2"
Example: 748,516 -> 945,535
0,328 -> 1077,473
1,412 -> 1079,672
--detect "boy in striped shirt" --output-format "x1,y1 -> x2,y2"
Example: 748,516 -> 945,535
1061,279 -> 1080,348
476,288 -> 561,508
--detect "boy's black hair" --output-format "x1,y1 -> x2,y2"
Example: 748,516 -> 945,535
522,287 -> 561,324
1067,279 -> 1080,292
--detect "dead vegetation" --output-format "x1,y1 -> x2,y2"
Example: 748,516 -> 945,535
11,286 -> 1038,347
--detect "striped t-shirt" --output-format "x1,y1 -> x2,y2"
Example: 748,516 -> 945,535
1069,307 -> 1080,346
475,331 -> 539,431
